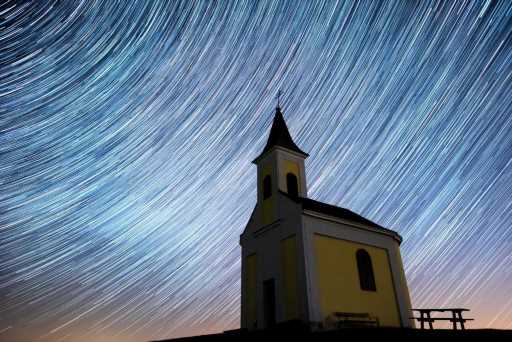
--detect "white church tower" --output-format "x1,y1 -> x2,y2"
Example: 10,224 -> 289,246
240,104 -> 414,330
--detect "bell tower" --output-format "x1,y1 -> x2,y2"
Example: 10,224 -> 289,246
252,105 -> 309,225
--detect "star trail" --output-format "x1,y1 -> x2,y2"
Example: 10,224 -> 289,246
1,0 -> 512,341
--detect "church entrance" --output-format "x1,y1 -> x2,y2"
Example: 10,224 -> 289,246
263,279 -> 276,328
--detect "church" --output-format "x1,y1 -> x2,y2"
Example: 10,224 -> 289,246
240,105 -> 414,330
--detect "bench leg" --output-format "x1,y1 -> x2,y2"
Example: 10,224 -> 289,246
458,312 -> 465,330
452,312 -> 457,330
427,313 -> 433,329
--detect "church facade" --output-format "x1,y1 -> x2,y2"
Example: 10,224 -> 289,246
240,106 -> 414,330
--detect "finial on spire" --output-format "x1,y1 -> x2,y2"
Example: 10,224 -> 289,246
276,89 -> 283,109
252,94 -> 309,163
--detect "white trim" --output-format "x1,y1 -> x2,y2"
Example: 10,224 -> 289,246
303,210 -> 402,243
253,219 -> 282,237
253,145 -> 308,164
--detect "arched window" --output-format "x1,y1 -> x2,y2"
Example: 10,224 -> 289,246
263,175 -> 272,199
356,249 -> 376,291
286,173 -> 299,198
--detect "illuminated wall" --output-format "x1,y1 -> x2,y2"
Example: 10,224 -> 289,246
313,234 -> 401,327
280,235 -> 299,320
260,163 -> 274,225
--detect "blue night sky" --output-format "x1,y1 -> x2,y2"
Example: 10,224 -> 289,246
1,1 -> 512,341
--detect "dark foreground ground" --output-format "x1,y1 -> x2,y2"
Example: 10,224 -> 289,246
155,326 -> 512,341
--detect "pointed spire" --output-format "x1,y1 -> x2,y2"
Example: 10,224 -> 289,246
253,106 -> 309,163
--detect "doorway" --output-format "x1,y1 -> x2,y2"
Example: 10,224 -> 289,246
263,278 -> 276,328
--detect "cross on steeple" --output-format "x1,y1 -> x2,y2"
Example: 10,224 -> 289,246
276,90 -> 283,109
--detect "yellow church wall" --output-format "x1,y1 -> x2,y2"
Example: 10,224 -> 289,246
313,234 -> 401,327
260,164 -> 274,225
280,235 -> 299,320
262,197 -> 274,225
244,254 -> 257,329
282,160 -> 300,193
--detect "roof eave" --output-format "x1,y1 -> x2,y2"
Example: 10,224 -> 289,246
302,209 -> 403,244
252,146 -> 309,164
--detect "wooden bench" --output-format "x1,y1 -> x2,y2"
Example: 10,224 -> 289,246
411,308 -> 474,330
326,312 -> 380,329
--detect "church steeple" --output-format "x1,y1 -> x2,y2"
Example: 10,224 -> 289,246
253,106 -> 309,164
253,105 -> 309,221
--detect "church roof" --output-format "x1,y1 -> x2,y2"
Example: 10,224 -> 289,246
302,197 -> 402,242
278,190 -> 402,242
253,107 -> 309,163
301,197 -> 383,229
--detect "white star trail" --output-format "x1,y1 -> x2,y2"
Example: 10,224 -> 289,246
1,1 -> 511,341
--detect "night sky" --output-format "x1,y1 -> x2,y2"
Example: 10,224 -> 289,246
1,1 -> 512,341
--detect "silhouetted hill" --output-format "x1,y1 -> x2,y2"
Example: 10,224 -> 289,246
155,326 -> 512,341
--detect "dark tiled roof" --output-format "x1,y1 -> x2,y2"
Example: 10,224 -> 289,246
253,107 -> 308,162
301,197 -> 384,229
278,190 -> 401,242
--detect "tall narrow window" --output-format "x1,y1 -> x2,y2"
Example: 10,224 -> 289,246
286,173 -> 299,198
356,249 -> 376,291
263,175 -> 272,199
